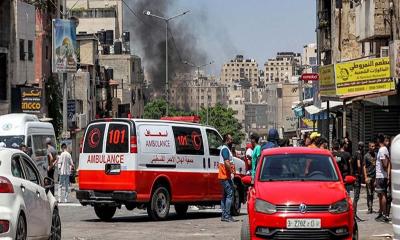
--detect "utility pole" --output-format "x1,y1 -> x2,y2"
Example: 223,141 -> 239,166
62,0 -> 68,138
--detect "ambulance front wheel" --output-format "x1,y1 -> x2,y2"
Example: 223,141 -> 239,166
147,185 -> 171,221
94,205 -> 116,221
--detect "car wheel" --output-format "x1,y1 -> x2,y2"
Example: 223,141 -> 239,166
352,221 -> 359,240
94,205 -> 116,221
15,214 -> 27,240
240,216 -> 251,240
231,184 -> 241,216
49,208 -> 61,240
147,185 -> 170,220
174,204 -> 188,217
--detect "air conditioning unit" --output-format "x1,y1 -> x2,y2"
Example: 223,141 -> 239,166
381,46 -> 389,57
76,113 -> 87,129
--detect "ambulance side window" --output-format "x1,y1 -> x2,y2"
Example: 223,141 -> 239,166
172,127 -> 204,155
83,124 -> 106,153
206,129 -> 222,156
106,124 -> 129,153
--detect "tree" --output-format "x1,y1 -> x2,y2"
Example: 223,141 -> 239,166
199,104 -> 245,144
143,99 -> 194,119
45,75 -> 62,137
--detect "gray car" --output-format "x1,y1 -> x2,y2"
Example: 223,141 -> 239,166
0,148 -> 61,240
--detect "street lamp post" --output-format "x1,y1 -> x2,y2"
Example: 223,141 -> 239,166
183,60 -> 214,123
143,10 -> 190,116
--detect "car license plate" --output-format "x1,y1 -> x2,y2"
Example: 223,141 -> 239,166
286,219 -> 321,229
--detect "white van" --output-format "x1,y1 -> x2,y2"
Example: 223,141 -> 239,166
392,134 -> 400,239
0,113 -> 56,177
77,118 -> 246,221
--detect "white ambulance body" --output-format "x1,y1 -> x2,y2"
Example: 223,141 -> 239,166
77,118 -> 246,220
0,113 -> 56,177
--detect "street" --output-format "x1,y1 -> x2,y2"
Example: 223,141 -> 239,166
59,188 -> 393,240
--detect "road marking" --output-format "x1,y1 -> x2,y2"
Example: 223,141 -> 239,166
58,203 -> 82,207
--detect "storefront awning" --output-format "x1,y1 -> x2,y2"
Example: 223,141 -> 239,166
339,90 -> 397,101
304,101 -> 343,115
291,98 -> 313,109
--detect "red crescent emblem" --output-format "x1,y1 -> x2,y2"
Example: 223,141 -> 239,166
191,131 -> 202,151
88,128 -> 101,149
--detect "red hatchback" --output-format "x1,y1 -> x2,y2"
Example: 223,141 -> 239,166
241,147 -> 357,240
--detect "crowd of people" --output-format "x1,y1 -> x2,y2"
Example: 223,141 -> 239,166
218,129 -> 394,224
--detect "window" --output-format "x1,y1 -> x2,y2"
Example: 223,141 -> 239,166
19,39 -> 25,61
32,135 -> 54,157
21,157 -> 40,185
172,127 -> 204,155
11,155 -> 24,179
106,124 -> 129,153
259,154 -> 338,182
235,101 -> 238,104
28,40 -> 33,61
83,124 -> 106,153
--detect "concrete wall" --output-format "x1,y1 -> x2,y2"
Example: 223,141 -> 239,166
15,1 -> 35,85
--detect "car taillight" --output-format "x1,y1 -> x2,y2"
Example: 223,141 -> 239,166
0,220 -> 9,233
130,136 -> 137,153
0,177 -> 14,193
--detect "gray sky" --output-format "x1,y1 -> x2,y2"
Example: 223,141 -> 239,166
128,0 -> 317,76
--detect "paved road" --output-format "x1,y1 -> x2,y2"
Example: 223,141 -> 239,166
60,188 -> 393,240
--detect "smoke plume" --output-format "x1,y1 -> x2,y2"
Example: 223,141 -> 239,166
125,0 -> 208,99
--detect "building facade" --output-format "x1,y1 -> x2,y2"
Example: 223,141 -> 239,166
264,52 -> 301,84
220,55 -> 259,87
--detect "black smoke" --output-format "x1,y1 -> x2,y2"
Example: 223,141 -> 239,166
125,0 -> 208,99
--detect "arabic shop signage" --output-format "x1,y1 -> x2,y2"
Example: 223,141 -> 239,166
21,88 -> 42,114
319,65 -> 336,97
335,57 -> 394,95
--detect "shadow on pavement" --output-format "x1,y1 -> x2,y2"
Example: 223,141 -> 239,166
83,211 -> 247,223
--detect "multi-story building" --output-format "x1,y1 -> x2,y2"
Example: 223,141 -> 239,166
220,55 -> 259,87
99,54 -> 145,118
264,52 -> 301,84
170,74 -> 228,113
302,43 -> 317,73
67,0 -> 124,40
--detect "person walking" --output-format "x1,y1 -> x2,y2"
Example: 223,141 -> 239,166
58,143 -> 74,203
46,137 -> 57,195
218,134 -> 237,222
308,132 -> 321,148
352,142 -> 365,222
245,143 -> 253,175
250,133 -> 261,180
375,134 -> 390,222
364,141 -> 376,214
332,140 -> 351,186
385,135 -> 392,217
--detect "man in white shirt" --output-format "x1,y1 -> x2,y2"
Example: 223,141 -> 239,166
59,143 -> 74,203
375,134 -> 390,223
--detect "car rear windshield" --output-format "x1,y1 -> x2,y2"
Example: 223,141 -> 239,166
259,154 -> 339,182
83,124 -> 106,153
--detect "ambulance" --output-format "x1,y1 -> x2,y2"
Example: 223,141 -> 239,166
391,134 -> 400,239
76,118 -> 246,221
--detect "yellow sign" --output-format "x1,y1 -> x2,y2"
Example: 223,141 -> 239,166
335,57 -> 394,95
319,65 -> 336,96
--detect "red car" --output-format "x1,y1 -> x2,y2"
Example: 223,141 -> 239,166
241,147 -> 357,240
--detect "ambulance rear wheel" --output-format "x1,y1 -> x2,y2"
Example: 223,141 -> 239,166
174,204 -> 188,217
147,185 -> 170,221
94,205 -> 116,221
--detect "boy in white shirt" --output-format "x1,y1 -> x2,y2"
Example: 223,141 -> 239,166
59,143 -> 74,203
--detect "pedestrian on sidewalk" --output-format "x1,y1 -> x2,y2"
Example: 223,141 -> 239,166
375,134 -> 390,222
364,142 -> 376,214
59,143 -> 74,203
218,134 -> 237,222
385,135 -> 392,217
352,141 -> 365,222
250,133 -> 261,180
46,137 -> 57,195
332,139 -> 351,191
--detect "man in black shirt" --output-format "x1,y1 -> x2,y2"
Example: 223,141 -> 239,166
332,139 -> 351,192
364,142 -> 376,214
352,142 -> 364,222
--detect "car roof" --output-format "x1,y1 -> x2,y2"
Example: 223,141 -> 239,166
262,147 -> 333,157
0,148 -> 22,155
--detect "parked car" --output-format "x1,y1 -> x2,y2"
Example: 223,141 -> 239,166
0,148 -> 61,240
241,147 -> 357,240
391,134 -> 400,240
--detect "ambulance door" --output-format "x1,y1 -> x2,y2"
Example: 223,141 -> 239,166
205,128 -> 224,200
